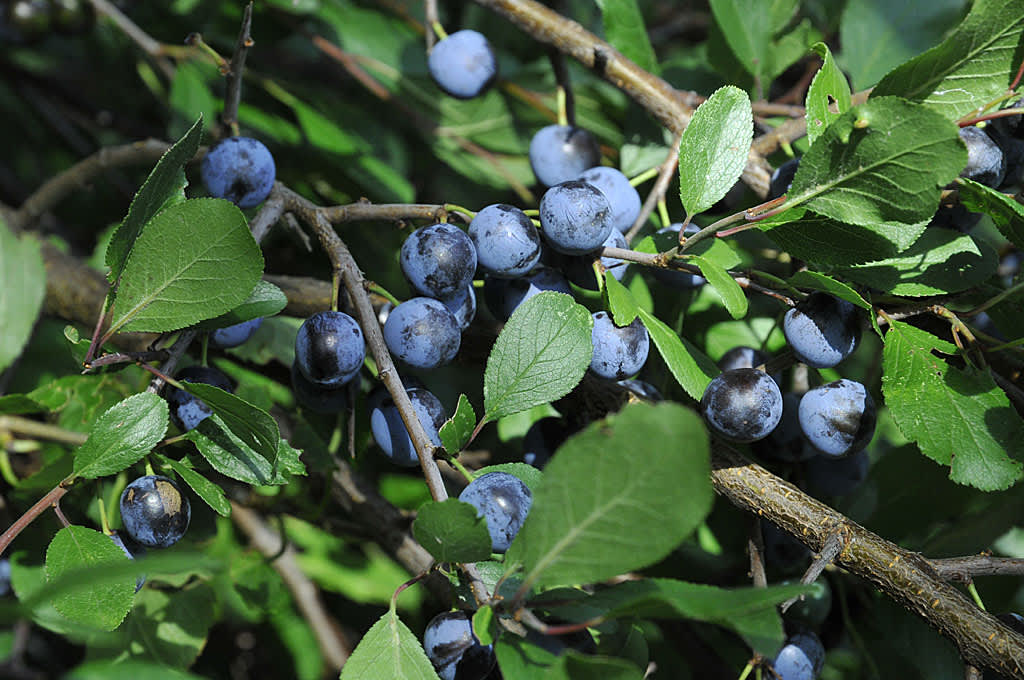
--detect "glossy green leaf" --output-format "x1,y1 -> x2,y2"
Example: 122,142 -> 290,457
439,394 -> 476,454
120,584 -> 217,667
596,0 -> 659,74
709,0 -> 818,88
507,402 -> 712,589
72,393 -> 168,480
412,499 -> 492,563
185,417 -> 287,486
787,271 -> 872,310
958,177 -> 1024,250
107,116 -> 202,283
484,292 -> 593,421
604,272 -> 638,326
841,228 -> 997,296
45,526 -> 135,631
0,221 -> 46,374
638,308 -> 719,400
882,321 -> 1024,490
338,607 -> 439,680
873,0 -> 1024,121
67,660 -> 206,680
168,63 -> 217,141
678,86 -> 752,216
839,0 -> 967,90
108,198 -> 263,334
758,207 -> 918,265
180,382 -> 279,466
691,255 -> 747,319
786,97 -> 964,232
155,454 -> 231,516
549,579 -> 806,656
805,42 -> 851,146
194,281 -> 288,331
495,633 -> 559,679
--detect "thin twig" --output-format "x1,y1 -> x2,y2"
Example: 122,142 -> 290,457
931,555 -> 1024,583
231,503 -> 352,671
221,3 -> 255,134
625,131 -> 681,243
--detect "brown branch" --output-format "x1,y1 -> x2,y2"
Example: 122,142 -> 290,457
931,556 -> 1024,583
12,140 -> 171,232
711,446 -> 1024,677
470,0 -> 773,197
231,502 -> 352,671
221,3 -> 254,134
275,186 -> 449,502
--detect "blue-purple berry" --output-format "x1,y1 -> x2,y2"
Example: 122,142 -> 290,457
295,311 -> 365,387
119,475 -> 190,549
201,136 -> 275,208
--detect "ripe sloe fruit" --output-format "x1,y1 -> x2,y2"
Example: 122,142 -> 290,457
459,471 -> 532,552
119,475 -> 190,549
369,386 -> 446,466
576,166 -> 641,233
468,204 -> 541,278
589,312 -> 649,380
442,283 -> 477,331
165,365 -> 234,432
539,180 -> 613,255
428,29 -> 497,100
383,297 -> 461,370
400,223 -> 477,300
423,610 -> 496,680
201,137 -> 275,208
959,125 -> 1005,188
209,317 -> 263,349
769,157 -> 801,200
483,266 -> 571,321
798,379 -> 876,458
529,124 -> 601,187
563,228 -> 628,289
295,311 -> 365,387
700,368 -> 783,443
772,632 -> 825,680
753,392 -> 818,462
783,293 -> 861,368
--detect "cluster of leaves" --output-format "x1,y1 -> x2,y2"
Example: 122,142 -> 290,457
1,0 -> 1023,679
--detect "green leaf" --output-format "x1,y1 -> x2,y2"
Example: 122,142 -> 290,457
805,42 -> 851,146
412,499 -> 493,563
506,402 -> 713,588
473,463 -> 544,492
759,205 -> 930,266
709,0 -> 817,88
168,62 -> 217,141
872,0 -> 1024,121
72,393 -> 168,480
882,321 -> 1024,490
637,308 -> 719,400
107,116 -> 202,283
194,281 -> 288,331
45,526 -> 135,631
604,272 -> 638,326
185,416 -> 287,487
155,454 -> 231,517
550,652 -> 644,680
439,394 -> 476,454
839,0 -> 968,91
678,86 -> 753,216
0,222 -> 46,374
495,634 -> 559,679
120,584 -> 217,668
958,177 -> 1024,250
108,198 -> 263,334
690,255 -> 747,319
180,382 -> 279,466
0,393 -> 46,414
841,228 -> 997,296
596,0 -> 659,74
787,271 -> 872,310
483,292 -> 593,421
338,608 -> 440,680
786,97 -> 964,232
548,579 -> 806,656
68,660 -> 206,680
